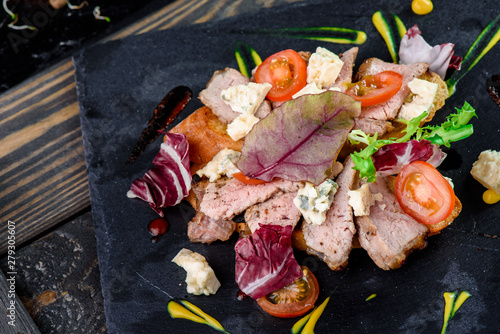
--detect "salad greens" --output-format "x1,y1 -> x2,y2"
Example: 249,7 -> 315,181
349,101 -> 477,182
237,91 -> 361,185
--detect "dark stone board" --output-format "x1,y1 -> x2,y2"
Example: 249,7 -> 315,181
73,1 -> 500,333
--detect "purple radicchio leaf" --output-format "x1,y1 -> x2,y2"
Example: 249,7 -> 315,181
399,25 -> 457,79
237,91 -> 361,185
234,224 -> 302,300
127,133 -> 192,216
372,139 -> 447,176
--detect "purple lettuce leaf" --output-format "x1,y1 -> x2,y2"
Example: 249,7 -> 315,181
372,140 -> 447,176
237,91 -> 361,185
127,133 -> 192,216
399,25 -> 458,79
234,224 -> 302,300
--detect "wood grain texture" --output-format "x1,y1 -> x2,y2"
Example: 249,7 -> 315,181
0,270 -> 41,334
0,0 -> 303,255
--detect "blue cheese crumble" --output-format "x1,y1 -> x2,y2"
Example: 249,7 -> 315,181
196,148 -> 241,182
293,179 -> 338,225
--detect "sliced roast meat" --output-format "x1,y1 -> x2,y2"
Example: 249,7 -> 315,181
354,118 -> 392,136
200,178 -> 303,221
355,175 -> 429,270
301,157 -> 357,271
245,191 -> 301,234
199,68 -> 250,124
354,58 -> 429,135
187,177 -> 236,243
254,99 -> 272,119
328,161 -> 344,179
188,211 -> 236,243
330,47 -> 359,91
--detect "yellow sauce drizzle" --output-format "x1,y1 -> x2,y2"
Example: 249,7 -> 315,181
365,293 -> 377,301
301,295 -> 331,334
167,300 -> 228,333
441,290 -> 471,334
167,300 -> 206,324
411,0 -> 434,16
467,25 -> 500,70
291,311 -> 313,334
483,189 -> 500,204
372,12 -> 398,63
372,11 -> 407,63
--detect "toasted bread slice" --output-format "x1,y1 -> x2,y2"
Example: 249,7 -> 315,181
169,106 -> 244,173
428,196 -> 462,236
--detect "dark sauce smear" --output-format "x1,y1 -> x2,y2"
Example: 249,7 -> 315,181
236,290 -> 249,301
148,218 -> 169,243
486,75 -> 500,108
127,86 -> 192,164
439,148 -> 463,171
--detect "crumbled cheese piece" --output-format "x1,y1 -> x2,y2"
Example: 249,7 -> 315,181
398,78 -> 438,121
293,82 -> 325,99
172,248 -> 221,296
221,82 -> 272,115
470,150 -> 500,194
292,83 -> 341,99
196,148 -> 241,182
306,47 -> 344,89
293,179 -> 338,225
347,184 -> 383,217
226,113 -> 260,141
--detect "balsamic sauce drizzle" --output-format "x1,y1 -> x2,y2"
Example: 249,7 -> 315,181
127,86 -> 192,164
486,75 -> 500,108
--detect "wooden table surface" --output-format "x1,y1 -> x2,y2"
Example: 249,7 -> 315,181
0,0 -> 302,332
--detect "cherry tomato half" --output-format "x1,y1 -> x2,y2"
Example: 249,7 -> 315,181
254,49 -> 307,102
346,70 -> 403,106
395,161 -> 455,225
256,266 -> 319,318
232,172 -> 267,185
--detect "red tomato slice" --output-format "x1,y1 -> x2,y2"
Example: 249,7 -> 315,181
232,172 -> 267,185
346,71 -> 403,106
256,266 -> 319,318
254,49 -> 307,102
395,161 -> 455,225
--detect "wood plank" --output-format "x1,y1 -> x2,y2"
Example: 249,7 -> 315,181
0,270 -> 41,334
0,0 -> 301,255
0,211 -> 105,334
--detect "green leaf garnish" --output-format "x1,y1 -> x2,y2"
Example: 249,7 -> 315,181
350,101 -> 476,181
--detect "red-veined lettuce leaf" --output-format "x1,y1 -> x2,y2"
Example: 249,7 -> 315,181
234,224 -> 302,300
399,25 -> 458,79
127,133 -> 192,216
237,91 -> 361,185
372,139 -> 446,176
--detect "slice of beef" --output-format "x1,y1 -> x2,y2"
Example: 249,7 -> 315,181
200,178 -> 303,221
199,68 -> 271,124
301,157 -> 357,271
354,58 -> 429,136
357,59 -> 429,121
330,47 -> 359,91
188,211 -> 236,243
245,191 -> 301,234
199,68 -> 250,124
187,177 -> 236,243
254,99 -> 272,119
355,174 -> 429,270
354,118 -> 393,136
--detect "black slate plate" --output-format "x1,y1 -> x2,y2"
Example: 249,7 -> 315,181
73,1 -> 500,333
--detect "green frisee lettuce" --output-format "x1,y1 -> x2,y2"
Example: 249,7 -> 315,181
348,101 -> 477,182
